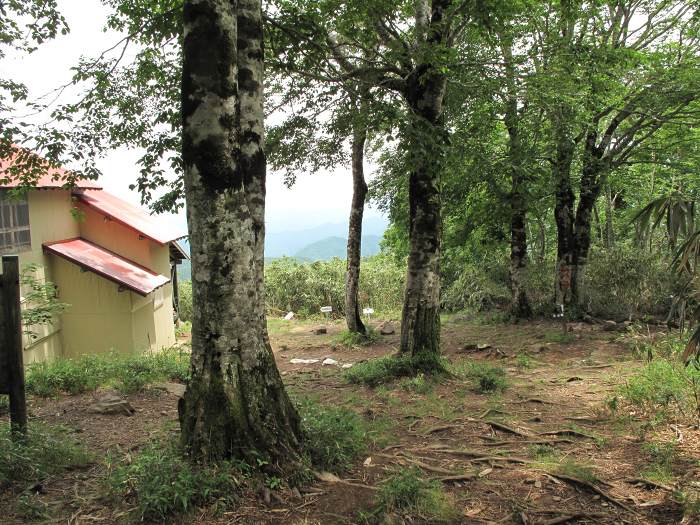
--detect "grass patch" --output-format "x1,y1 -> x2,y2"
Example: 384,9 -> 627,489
336,327 -> 381,347
528,445 -> 597,482
0,422 -> 92,489
104,438 -> 240,521
453,359 -> 508,393
344,353 -> 447,387
544,330 -> 575,344
26,347 -> 190,397
620,358 -> 700,422
297,398 -> 367,473
515,352 -> 535,370
641,441 -> 677,482
370,467 -> 458,523
398,373 -> 434,394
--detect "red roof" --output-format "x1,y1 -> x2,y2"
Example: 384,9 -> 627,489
75,190 -> 186,245
43,238 -> 170,296
0,149 -> 102,190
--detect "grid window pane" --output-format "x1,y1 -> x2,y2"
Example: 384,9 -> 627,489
0,191 -> 31,253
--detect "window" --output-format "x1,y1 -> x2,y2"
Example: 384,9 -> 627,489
0,190 -> 31,254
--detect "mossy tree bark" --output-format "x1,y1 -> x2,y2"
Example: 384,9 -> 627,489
345,114 -> 368,335
399,0 -> 451,364
178,0 -> 302,467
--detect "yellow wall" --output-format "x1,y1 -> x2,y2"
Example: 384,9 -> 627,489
10,190 -> 177,363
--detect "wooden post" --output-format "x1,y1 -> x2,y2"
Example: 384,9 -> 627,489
1,255 -> 27,435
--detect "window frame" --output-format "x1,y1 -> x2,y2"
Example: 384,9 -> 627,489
0,189 -> 32,255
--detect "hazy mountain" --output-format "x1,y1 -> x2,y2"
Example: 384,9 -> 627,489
175,216 -> 387,280
294,235 -> 381,261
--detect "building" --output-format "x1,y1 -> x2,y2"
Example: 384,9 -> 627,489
0,151 -> 188,364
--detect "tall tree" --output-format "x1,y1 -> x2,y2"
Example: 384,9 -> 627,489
178,0 -> 302,464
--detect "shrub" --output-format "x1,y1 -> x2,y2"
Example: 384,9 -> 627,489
641,441 -> 677,482
26,347 -> 190,397
264,255 -> 404,317
0,423 -> 91,489
620,359 -> 700,421
375,467 -> 458,522
297,399 -> 367,473
178,280 -> 193,322
105,439 -> 239,521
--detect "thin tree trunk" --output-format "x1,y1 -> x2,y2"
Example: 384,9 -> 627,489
604,184 -> 615,248
399,0 -> 450,365
552,127 -> 576,307
501,38 -> 531,319
179,0 -> 302,465
345,118 -> 368,334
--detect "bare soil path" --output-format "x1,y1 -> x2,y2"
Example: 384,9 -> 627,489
2,315 -> 698,524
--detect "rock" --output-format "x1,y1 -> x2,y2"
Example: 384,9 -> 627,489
322,358 -> 338,366
290,358 -> 320,364
313,326 -> 327,335
378,321 -> 395,335
601,320 -> 619,332
341,363 -> 353,369
154,382 -> 186,398
88,392 -> 135,416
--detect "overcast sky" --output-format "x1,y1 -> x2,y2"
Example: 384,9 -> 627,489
4,0 -> 386,233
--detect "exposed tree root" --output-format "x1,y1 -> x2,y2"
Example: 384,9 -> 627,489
624,478 -> 675,492
535,512 -> 607,525
546,472 -> 636,514
486,420 -> 534,437
538,429 -> 597,440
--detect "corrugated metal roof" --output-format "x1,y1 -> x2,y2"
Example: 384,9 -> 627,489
75,190 -> 186,245
0,150 -> 102,190
43,238 -> 170,296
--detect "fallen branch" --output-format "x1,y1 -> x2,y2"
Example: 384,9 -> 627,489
536,512 -> 607,525
481,438 -> 574,447
538,429 -> 597,440
435,473 -> 476,483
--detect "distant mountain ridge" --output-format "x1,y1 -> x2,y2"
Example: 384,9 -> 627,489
294,235 -> 381,261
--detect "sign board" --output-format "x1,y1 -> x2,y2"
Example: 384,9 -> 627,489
320,306 -> 333,314
284,311 -> 294,320
362,307 -> 374,315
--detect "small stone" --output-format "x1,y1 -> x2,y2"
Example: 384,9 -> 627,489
378,321 -> 395,335
322,358 -> 338,366
313,326 -> 327,335
601,320 -> 619,332
88,392 -> 135,416
154,382 -> 186,398
534,480 -> 542,488
290,358 -> 320,364
552,496 -> 561,502
341,363 -> 353,369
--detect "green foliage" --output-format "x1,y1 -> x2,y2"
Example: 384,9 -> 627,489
544,330 -> 575,344
344,354 -> 447,387
0,422 -> 91,489
641,441 -> 677,482
177,280 -> 193,322
105,439 -> 239,521
20,263 -> 69,340
14,493 -> 51,521
374,467 -> 458,523
620,359 -> 700,421
26,347 -> 190,397
265,255 -> 404,317
398,373 -> 433,394
297,399 -> 367,473
453,359 -> 508,394
515,352 -> 535,370
336,327 -> 380,347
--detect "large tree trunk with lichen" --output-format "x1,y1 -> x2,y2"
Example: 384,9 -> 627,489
345,123 -> 367,334
399,0 -> 450,364
178,0 -> 302,466
552,129 -> 577,309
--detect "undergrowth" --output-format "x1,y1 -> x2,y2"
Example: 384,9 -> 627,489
336,327 -> 380,347
344,354 -> 448,387
0,422 -> 92,489
104,439 -> 239,521
641,441 -> 677,482
452,359 -> 508,393
297,398 -> 367,473
364,467 -> 458,523
26,347 -> 190,397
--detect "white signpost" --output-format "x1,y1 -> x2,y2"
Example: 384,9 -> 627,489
362,307 -> 374,320
320,306 -> 332,321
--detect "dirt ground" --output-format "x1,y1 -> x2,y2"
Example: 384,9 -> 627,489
3,315 -> 699,524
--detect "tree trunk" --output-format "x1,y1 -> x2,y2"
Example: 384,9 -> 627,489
552,128 -> 577,308
399,0 -> 451,365
178,0 -> 302,466
345,121 -> 367,334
